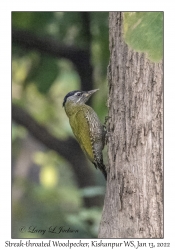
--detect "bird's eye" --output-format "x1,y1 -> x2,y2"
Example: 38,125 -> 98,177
76,92 -> 81,96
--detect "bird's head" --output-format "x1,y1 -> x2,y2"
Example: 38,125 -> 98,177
63,89 -> 99,107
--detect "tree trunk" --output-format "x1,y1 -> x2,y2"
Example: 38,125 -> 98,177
98,12 -> 163,238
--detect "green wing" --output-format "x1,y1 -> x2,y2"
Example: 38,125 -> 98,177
69,108 -> 94,162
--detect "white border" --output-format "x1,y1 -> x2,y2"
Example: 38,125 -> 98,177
1,1 -> 175,249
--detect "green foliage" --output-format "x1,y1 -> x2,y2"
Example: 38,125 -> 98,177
12,12 -> 109,95
66,207 -> 102,238
12,12 -> 53,35
52,12 -> 88,47
12,147 -> 103,238
26,55 -> 58,94
91,12 -> 109,76
80,186 -> 105,198
12,12 -> 108,239
123,12 -> 163,62
12,123 -> 27,142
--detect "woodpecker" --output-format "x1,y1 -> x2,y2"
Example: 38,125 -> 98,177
63,89 -> 107,180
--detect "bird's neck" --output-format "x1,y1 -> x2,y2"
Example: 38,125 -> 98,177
64,102 -> 86,117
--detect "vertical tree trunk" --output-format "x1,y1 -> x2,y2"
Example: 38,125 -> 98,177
98,12 -> 163,238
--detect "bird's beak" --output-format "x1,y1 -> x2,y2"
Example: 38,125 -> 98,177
85,89 -> 99,97
82,89 -> 99,103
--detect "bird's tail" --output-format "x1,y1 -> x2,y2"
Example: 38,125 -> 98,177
95,161 -> 107,180
100,163 -> 107,180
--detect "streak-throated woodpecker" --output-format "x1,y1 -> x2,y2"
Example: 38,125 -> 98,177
63,89 -> 107,180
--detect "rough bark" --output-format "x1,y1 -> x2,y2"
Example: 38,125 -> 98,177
98,12 -> 163,238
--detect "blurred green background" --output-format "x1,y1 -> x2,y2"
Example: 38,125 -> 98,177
12,12 -> 109,239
